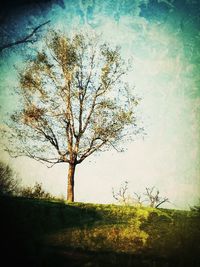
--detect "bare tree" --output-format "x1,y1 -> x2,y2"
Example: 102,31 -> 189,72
144,187 -> 169,208
112,182 -> 169,208
132,192 -> 144,207
3,31 -> 139,202
0,20 -> 50,52
112,181 -> 129,204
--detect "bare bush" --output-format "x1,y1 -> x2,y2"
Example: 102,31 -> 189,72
112,182 -> 169,208
144,187 -> 169,208
112,181 -> 130,205
132,192 -> 144,207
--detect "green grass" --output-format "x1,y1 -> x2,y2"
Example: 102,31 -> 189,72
0,196 -> 200,266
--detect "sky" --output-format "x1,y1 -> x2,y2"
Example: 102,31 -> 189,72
0,0 -> 200,209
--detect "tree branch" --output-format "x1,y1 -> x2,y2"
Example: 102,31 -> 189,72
77,139 -> 107,163
82,88 -> 100,133
0,20 -> 50,52
155,198 -> 169,208
4,145 -> 65,167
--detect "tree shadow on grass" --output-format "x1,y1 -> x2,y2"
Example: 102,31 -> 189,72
0,196 -> 100,266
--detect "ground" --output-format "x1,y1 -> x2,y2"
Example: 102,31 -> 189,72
0,196 -> 200,266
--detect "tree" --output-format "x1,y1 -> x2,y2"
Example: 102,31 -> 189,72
144,187 -> 169,208
3,31 -> 139,202
0,161 -> 19,196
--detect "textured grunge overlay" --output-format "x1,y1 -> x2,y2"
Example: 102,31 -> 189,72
0,0 -> 199,209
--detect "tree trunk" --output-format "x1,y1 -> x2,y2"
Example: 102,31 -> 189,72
67,163 -> 76,202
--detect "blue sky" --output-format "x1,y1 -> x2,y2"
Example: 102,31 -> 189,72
0,0 -> 200,209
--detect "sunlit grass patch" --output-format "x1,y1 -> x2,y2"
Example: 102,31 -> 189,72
46,224 -> 149,253
44,204 -> 167,253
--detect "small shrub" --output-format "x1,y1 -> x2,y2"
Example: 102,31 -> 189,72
20,182 -> 53,200
0,161 -> 20,196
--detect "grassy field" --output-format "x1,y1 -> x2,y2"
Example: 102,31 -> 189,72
0,196 -> 200,267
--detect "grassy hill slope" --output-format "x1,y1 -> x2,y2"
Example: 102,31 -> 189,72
0,196 -> 200,267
